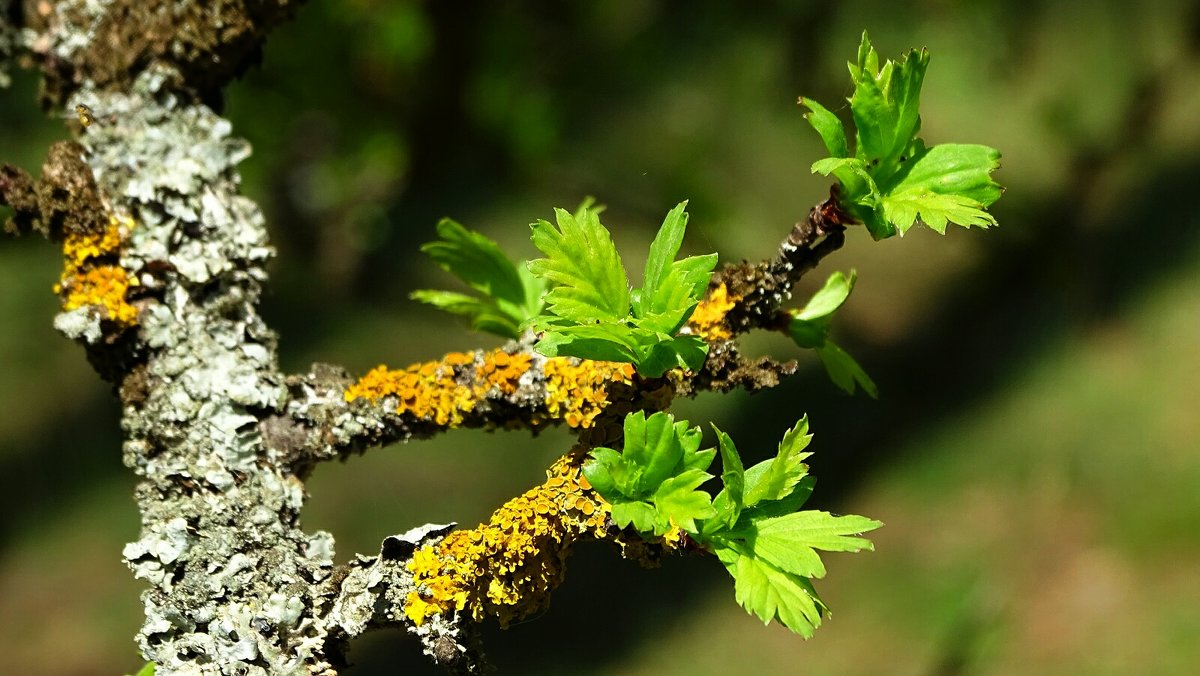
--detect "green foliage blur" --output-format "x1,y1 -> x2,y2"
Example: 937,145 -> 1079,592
2,1 -> 1200,673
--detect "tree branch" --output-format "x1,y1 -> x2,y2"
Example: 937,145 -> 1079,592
3,2 -> 862,673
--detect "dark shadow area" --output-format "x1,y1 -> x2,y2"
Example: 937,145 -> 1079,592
0,393 -> 124,546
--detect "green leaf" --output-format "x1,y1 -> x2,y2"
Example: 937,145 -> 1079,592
786,271 -> 877,397
848,32 -> 928,177
799,96 -> 848,159
409,290 -> 521,338
412,219 -> 545,338
816,341 -> 878,398
654,468 -> 716,534
710,425 -> 746,531
611,501 -> 657,533
794,270 -> 856,323
878,143 -> 1002,234
740,511 -> 882,579
787,317 -> 827,350
421,218 -> 529,307
719,548 -> 828,637
526,200 -> 716,377
637,334 -> 709,377
625,410 -> 689,492
743,418 -> 813,506
534,323 -> 642,364
633,202 -> 717,333
126,663 -> 156,676
585,412 -> 717,537
883,142 -> 1003,205
743,475 -> 816,520
528,207 -> 630,323
582,447 -> 622,495
641,201 -> 689,302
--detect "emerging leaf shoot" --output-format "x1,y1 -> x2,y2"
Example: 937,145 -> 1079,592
800,32 -> 1002,239
526,201 -> 717,377
582,411 -> 716,535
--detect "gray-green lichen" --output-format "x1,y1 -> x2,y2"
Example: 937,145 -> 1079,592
62,65 -> 456,673
9,1 -> 483,672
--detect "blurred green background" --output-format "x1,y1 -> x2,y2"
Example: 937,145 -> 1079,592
3,1 -> 1199,673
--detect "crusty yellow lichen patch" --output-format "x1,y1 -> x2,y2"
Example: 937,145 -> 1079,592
55,213 -> 139,328
344,349 -> 534,427
404,454 -> 610,627
542,358 -> 635,429
344,349 -> 636,429
687,282 -> 739,341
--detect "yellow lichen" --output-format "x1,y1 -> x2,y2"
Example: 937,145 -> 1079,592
55,213 -> 139,328
542,358 -> 635,429
404,454 -> 610,627
687,282 -> 739,341
344,348 -> 635,430
343,348 -> 534,427
60,266 -> 139,324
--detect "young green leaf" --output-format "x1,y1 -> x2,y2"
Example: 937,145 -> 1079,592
622,410 -> 698,492
799,96 -> 849,159
816,341 -> 879,398
695,422 -> 880,638
637,334 -> 709,377
528,207 -> 630,323
632,201 -> 719,333
878,143 -> 1002,234
742,475 -> 817,521
582,411 -> 715,536
709,425 -> 746,531
736,511 -> 882,579
526,201 -> 716,376
611,501 -> 658,534
409,290 -> 522,339
641,201 -> 689,302
718,548 -> 828,638
411,219 -> 545,338
530,323 -> 642,364
653,469 -> 717,533
786,271 -> 877,397
794,270 -> 856,323
421,219 -> 528,303
743,417 -> 813,507
848,32 -> 928,181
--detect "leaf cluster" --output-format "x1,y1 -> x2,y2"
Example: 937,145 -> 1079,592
411,202 -> 717,378
583,412 -> 881,636
800,32 -> 1002,239
526,201 -> 717,377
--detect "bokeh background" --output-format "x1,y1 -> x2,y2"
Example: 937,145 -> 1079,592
3,1 -> 1199,673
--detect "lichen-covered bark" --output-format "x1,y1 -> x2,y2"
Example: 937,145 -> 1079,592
1,2 -> 852,673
